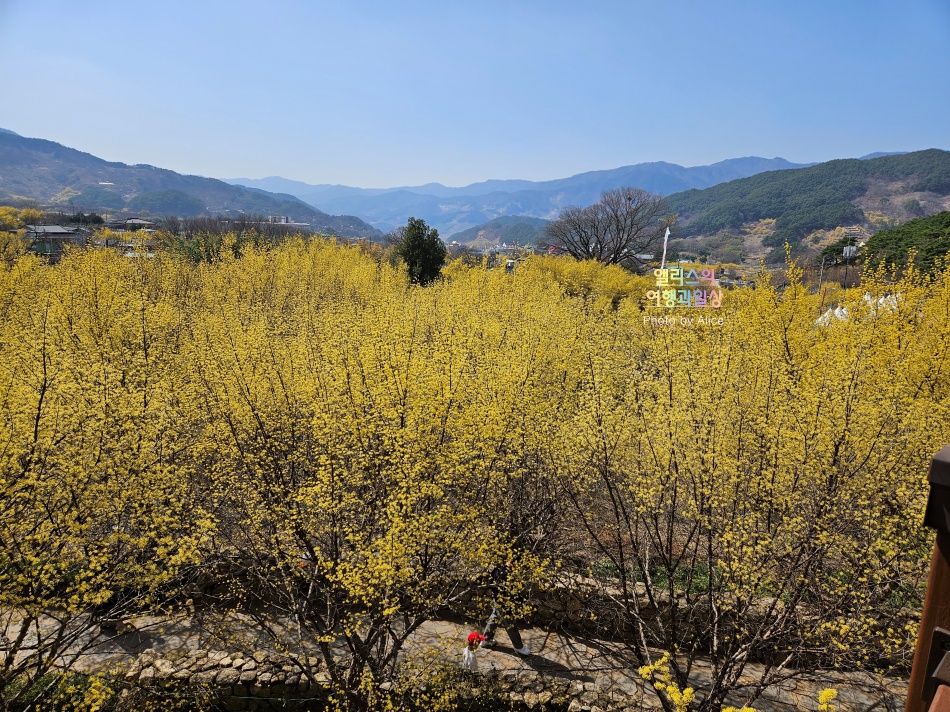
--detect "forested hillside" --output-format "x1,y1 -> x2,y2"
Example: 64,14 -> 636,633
863,211 -> 950,272
0,132 -> 381,237
668,149 -> 950,250
451,216 -> 549,248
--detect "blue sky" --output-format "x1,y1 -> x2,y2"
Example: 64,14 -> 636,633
1,0 -> 948,187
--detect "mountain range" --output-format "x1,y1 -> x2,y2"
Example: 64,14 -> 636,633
4,127 -> 943,265
447,149 -> 949,263
0,130 -> 380,238
227,157 -> 812,236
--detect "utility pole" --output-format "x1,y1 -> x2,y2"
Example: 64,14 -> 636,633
818,255 -> 828,310
842,238 -> 858,288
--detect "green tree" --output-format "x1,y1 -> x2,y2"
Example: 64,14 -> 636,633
390,217 -> 446,286
863,210 -> 950,272
903,198 -> 924,216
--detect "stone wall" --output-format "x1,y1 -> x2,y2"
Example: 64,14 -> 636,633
126,648 -> 328,711
122,646 -> 905,712
123,647 -> 652,711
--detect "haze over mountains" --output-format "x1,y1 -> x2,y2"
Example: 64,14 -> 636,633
227,157 -> 813,236
2,127 -> 942,265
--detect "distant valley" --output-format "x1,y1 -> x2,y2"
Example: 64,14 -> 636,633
227,157 -> 811,237
448,216 -> 550,250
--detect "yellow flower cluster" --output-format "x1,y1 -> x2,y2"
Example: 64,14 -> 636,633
818,687 -> 838,712
639,653 -> 696,712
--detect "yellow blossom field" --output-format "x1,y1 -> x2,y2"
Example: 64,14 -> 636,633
1,237 -> 948,711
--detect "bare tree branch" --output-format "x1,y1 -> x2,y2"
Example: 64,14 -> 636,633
545,187 -> 674,268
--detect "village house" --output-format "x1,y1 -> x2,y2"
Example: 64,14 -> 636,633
23,224 -> 85,261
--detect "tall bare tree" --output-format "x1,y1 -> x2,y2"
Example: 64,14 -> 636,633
545,187 -> 674,268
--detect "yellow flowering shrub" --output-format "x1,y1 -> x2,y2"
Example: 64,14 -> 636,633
552,259 -> 950,710
0,251 -> 209,709
0,238 -> 946,711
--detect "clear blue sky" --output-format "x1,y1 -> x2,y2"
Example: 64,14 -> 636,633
1,0 -> 948,187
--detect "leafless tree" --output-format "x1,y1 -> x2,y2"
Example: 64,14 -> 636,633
160,215 -> 183,235
382,226 -> 405,247
544,187 -> 674,268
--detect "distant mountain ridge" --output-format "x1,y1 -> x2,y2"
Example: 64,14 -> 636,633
859,151 -> 908,160
230,157 -> 809,200
227,157 -> 812,236
0,131 -> 380,237
5,126 -> 937,253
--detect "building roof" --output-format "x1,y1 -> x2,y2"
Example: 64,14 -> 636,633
25,225 -> 80,236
